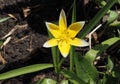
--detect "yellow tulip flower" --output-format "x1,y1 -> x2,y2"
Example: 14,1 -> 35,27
43,9 -> 89,57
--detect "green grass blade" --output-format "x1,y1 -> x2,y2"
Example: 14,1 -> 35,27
85,37 -> 120,63
0,64 -> 53,80
69,0 -> 76,73
71,0 -> 76,23
78,0 -> 117,38
0,17 -> 10,23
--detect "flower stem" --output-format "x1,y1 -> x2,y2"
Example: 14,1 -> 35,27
69,0 -> 76,73
70,46 -> 75,72
48,31 -> 60,74
51,47 -> 58,73
58,57 -> 66,68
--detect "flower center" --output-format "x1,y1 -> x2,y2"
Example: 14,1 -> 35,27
59,30 -> 70,43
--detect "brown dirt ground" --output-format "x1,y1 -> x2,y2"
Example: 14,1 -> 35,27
0,0 -> 75,83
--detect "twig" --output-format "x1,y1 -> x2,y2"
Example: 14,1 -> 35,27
2,24 -> 28,39
2,27 -> 17,39
0,37 -> 11,64
0,52 -> 6,64
88,24 -> 102,49
1,37 -> 11,49
14,35 -> 29,43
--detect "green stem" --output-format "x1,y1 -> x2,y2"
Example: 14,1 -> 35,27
48,31 -> 60,74
51,47 -> 58,73
72,0 -> 76,22
58,57 -> 66,68
69,0 -> 76,73
56,48 -> 60,73
70,47 -> 75,72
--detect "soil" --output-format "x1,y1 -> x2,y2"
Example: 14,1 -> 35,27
0,0 -> 74,84
0,0 -> 119,84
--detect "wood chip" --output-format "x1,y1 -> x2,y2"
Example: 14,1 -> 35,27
8,14 -> 17,21
0,52 -> 6,64
1,37 -> 11,49
22,7 -> 31,18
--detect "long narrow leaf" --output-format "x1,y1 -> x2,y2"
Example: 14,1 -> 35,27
78,0 -> 116,38
72,0 -> 76,23
0,64 -> 53,80
69,0 -> 76,73
0,17 -> 10,23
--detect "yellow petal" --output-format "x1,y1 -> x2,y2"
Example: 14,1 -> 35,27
67,21 -> 85,38
59,9 -> 67,31
43,38 -> 59,47
70,38 -> 89,47
46,22 -> 61,38
58,41 -> 70,57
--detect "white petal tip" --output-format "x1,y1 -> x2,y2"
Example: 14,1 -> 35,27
43,42 -> 50,48
80,21 -> 85,23
79,21 -> 85,26
45,22 -> 50,27
62,54 -> 68,58
81,41 -> 89,47
61,9 -> 65,14
61,52 -> 69,58
45,22 -> 50,24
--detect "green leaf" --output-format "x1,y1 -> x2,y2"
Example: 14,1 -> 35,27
0,39 -> 5,47
78,0 -> 116,38
96,0 -> 106,7
38,78 -> 57,84
107,57 -> 114,73
0,64 -> 53,80
100,1 -> 106,7
117,0 -> 120,4
61,80 -> 69,84
112,68 -> 120,79
74,55 -> 98,84
107,11 -> 118,24
85,37 -> 120,63
101,75 -> 107,84
0,17 -> 10,23
61,69 -> 87,84
105,75 -> 119,84
110,21 -> 120,27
